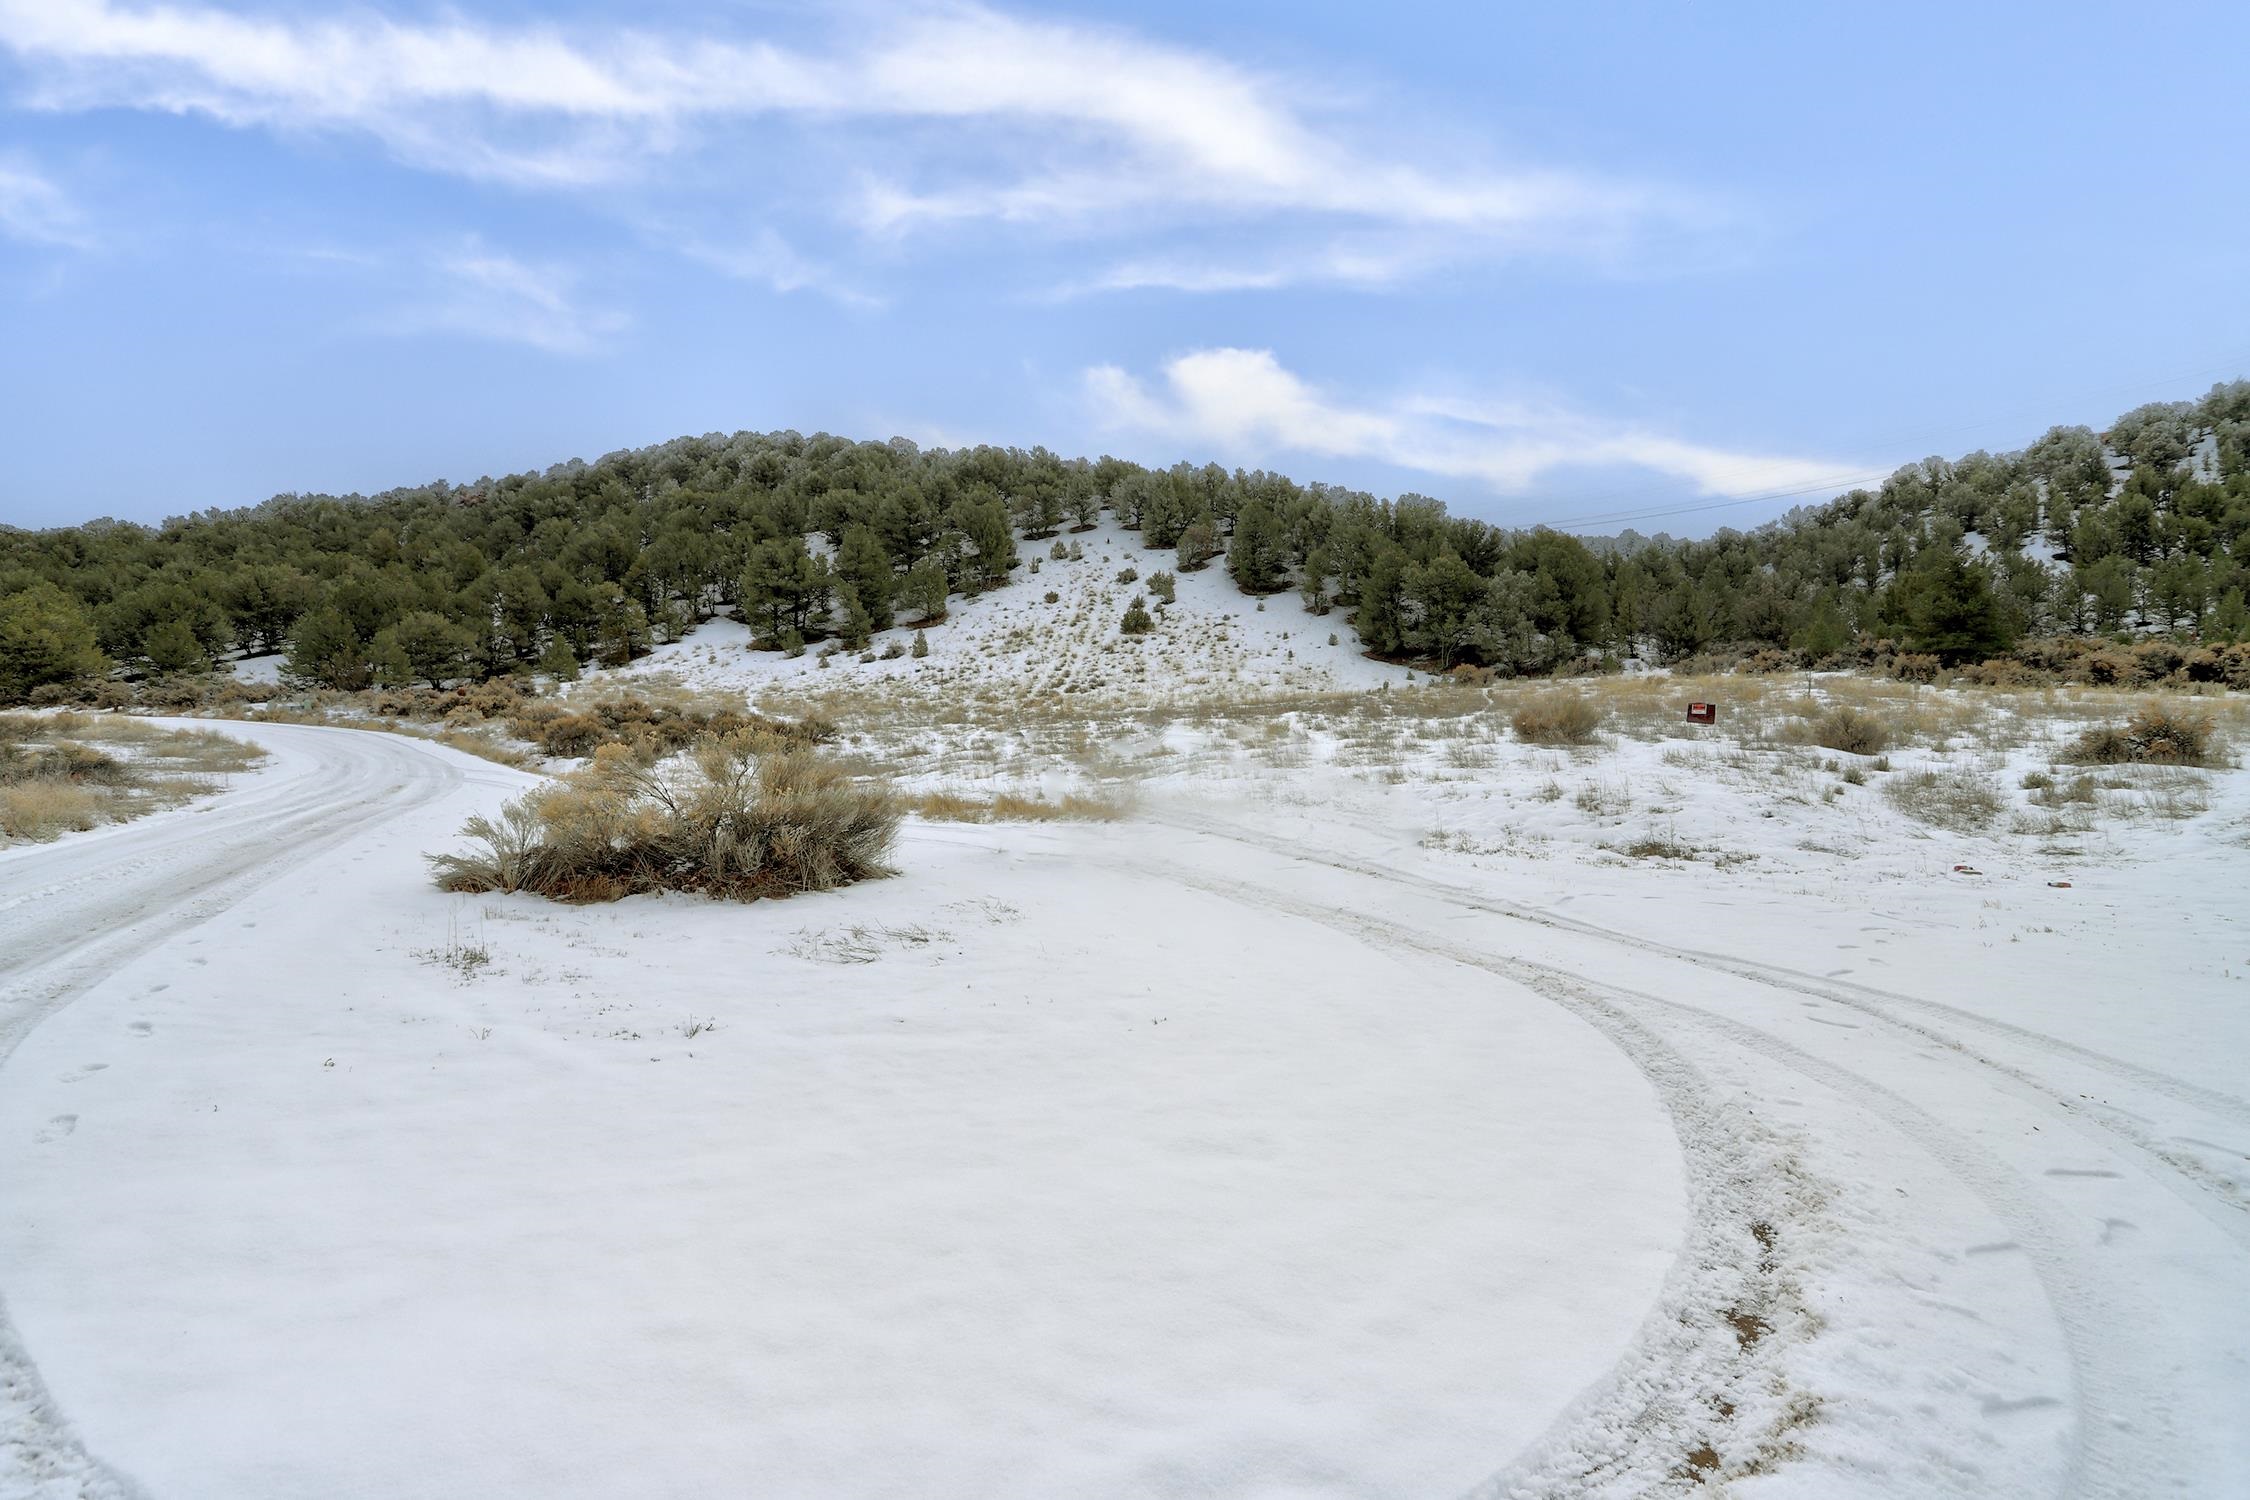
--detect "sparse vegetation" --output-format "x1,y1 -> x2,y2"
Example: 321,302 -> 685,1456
0,712 -> 265,843
1882,767 -> 2004,831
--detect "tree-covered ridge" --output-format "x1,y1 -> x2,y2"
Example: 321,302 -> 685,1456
2,381 -> 2246,702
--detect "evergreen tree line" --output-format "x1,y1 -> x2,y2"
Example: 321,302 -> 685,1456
2,382 -> 2246,702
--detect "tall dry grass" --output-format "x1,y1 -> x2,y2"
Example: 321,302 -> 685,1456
905,789 -> 1127,822
0,712 -> 265,843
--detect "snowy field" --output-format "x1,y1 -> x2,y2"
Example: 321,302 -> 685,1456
4,631 -> 2249,1497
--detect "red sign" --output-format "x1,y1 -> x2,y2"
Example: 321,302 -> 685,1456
1686,702 -> 1716,724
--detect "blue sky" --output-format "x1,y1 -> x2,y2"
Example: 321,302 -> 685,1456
2,0 -> 2245,531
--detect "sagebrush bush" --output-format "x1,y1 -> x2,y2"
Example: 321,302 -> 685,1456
1810,705 -> 1889,756
429,736 -> 900,903
1511,694 -> 1605,745
2064,707 -> 2215,766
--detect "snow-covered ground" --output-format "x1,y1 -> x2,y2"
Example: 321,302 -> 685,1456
3,677 -> 2247,1499
599,519 -> 1408,707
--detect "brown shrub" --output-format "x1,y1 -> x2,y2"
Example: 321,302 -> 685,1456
2071,651 -> 2131,686
2064,707 -> 2216,767
1886,653 -> 1940,683
1738,647 -> 1803,674
429,736 -> 899,902
1808,706 -> 1890,756
1511,694 -> 1605,746
2127,641 -> 2187,685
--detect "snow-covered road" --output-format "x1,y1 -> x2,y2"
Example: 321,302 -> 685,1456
3,722 -> 2245,1498
0,725 -> 1692,1499
0,723 -> 528,1498
1142,806 -> 2250,1497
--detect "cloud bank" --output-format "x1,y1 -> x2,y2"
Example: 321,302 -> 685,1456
0,0 -> 1726,292
1086,348 -> 1861,505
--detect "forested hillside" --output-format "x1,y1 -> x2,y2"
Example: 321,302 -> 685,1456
3,381 -> 2247,702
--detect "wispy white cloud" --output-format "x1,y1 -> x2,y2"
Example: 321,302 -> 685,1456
1086,348 -> 1858,501
676,229 -> 882,310
0,153 -> 94,249
393,243 -> 627,355
0,0 -> 1730,286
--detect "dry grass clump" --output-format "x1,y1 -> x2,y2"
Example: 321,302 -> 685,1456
0,712 -> 265,841
1807,705 -> 1890,756
906,789 -> 1127,822
429,736 -> 899,903
2063,706 -> 2216,767
1511,693 -> 1606,746
1881,767 -> 2004,832
1,781 -> 107,839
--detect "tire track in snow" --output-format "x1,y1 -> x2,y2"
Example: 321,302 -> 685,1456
1137,847 -> 2239,1497
0,722 -> 476,1500
1161,810 -> 2250,1126
1117,857 -> 1835,1497
1156,814 -> 2250,1243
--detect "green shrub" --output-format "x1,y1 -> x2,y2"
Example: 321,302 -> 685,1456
1120,599 -> 1155,636
429,738 -> 899,903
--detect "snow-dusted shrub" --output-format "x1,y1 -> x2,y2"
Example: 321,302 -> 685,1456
1120,598 -> 1155,636
1510,693 -> 1605,745
429,736 -> 899,903
2064,706 -> 2214,766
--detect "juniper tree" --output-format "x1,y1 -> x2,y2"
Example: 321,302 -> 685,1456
1176,516 -> 1220,572
0,582 -> 108,701
900,555 -> 949,623
537,634 -> 581,681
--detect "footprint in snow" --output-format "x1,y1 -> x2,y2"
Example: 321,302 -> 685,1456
1980,1394 -> 2063,1419
60,1063 -> 109,1083
127,1021 -> 154,1036
35,1115 -> 77,1144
